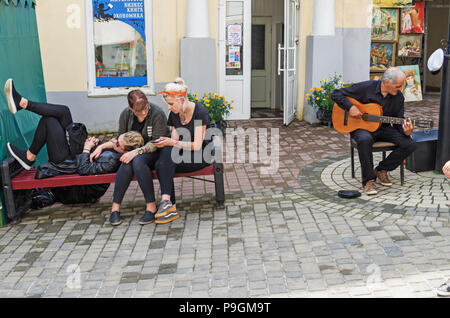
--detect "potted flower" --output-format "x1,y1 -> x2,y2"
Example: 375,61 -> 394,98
187,92 -> 234,132
305,73 -> 344,125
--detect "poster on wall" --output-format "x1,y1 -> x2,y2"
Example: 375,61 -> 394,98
401,1 -> 425,34
397,65 -> 423,101
93,0 -> 148,87
373,0 -> 413,8
227,24 -> 242,46
371,7 -> 398,41
370,42 -> 395,72
398,34 -> 422,57
226,46 -> 241,69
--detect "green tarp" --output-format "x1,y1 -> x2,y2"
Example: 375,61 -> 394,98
0,0 -> 48,226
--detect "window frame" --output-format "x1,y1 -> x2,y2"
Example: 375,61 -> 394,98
84,0 -> 155,96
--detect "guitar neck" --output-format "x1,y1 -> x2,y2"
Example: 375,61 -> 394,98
364,114 -> 410,125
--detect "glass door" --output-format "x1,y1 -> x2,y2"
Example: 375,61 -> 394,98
282,0 -> 299,126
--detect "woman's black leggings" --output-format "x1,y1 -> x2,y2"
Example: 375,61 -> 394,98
112,147 -> 175,205
160,149 -> 211,205
27,101 -> 73,164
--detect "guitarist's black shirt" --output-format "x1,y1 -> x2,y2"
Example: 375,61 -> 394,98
331,80 -> 405,130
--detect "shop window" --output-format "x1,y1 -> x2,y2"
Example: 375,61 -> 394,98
85,0 -> 154,96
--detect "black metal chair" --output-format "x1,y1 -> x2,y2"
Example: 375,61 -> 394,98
350,136 -> 405,186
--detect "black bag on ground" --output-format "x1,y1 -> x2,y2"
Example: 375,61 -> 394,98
30,188 -> 56,210
66,122 -> 88,157
52,183 -> 110,204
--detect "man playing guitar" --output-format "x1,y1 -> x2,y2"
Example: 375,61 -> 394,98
331,67 -> 417,195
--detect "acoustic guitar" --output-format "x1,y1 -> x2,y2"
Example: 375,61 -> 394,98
332,97 -> 433,134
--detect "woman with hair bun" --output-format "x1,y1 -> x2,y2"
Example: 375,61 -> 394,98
153,77 -> 213,224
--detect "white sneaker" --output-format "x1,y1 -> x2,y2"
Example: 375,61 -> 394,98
436,280 -> 450,297
3,79 -> 22,114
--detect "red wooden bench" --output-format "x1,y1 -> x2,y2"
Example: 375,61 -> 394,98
1,156 -> 225,224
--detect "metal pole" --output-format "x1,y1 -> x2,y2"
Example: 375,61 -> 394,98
434,18 -> 450,172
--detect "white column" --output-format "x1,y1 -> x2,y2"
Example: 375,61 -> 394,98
312,0 -> 335,36
186,0 -> 210,38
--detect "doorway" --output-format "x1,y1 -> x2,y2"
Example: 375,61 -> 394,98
251,0 -> 284,119
219,0 -> 298,123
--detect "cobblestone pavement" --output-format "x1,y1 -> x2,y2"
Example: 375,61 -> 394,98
0,95 -> 449,298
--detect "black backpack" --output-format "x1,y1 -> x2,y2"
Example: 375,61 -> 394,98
66,122 -> 88,157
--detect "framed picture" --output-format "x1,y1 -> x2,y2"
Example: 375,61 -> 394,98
373,0 -> 413,7
401,1 -> 425,34
372,7 -> 398,41
370,42 -> 395,72
370,73 -> 383,81
398,34 -> 422,57
397,65 -> 422,102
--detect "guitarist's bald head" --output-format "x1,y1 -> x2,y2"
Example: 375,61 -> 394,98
381,67 -> 406,85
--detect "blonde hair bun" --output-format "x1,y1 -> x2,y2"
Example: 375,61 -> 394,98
174,77 -> 185,86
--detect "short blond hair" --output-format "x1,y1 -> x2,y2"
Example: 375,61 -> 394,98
122,131 -> 144,151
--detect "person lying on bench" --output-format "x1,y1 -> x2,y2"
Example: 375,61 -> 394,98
154,77 -> 213,224
3,78 -> 144,204
89,89 -> 175,226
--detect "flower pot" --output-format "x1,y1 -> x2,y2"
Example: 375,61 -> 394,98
211,119 -> 227,133
316,108 -> 332,127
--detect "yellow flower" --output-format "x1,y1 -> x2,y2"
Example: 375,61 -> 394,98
222,106 -> 225,109
225,100 -> 228,104
231,106 -> 234,109
306,93 -> 310,97
231,100 -> 234,103
194,97 -> 199,101
309,88 -> 313,92
204,93 -> 208,97
306,97 -> 310,101
339,73 -> 343,77
324,78 -> 327,82
206,103 -> 210,107
316,97 -> 320,100
193,93 -> 197,96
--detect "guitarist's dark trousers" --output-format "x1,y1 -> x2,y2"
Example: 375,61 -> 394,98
352,125 -> 417,186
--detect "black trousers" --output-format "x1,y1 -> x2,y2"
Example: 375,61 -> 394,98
112,147 -> 175,205
351,126 -> 417,186
27,101 -> 73,164
161,149 -> 211,205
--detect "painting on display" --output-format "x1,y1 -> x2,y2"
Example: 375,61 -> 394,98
370,73 -> 383,81
401,1 -> 425,34
372,7 -> 398,41
397,65 -> 422,101
370,42 -> 395,72
373,0 -> 413,7
398,34 -> 422,57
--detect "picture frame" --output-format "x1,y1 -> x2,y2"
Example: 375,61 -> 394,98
396,65 -> 423,101
373,0 -> 413,8
370,73 -> 383,81
398,34 -> 422,57
400,1 -> 425,34
372,7 -> 398,41
370,42 -> 396,72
